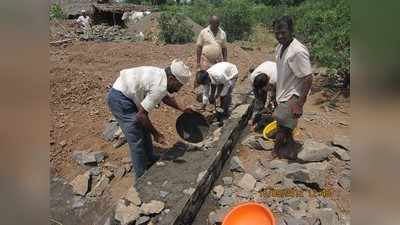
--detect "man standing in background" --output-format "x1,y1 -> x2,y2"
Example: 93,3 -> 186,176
76,10 -> 91,31
195,15 -> 228,88
272,16 -> 313,159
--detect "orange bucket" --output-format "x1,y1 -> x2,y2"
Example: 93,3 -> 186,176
222,202 -> 276,225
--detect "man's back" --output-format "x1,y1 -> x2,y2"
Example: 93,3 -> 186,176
112,66 -> 168,112
207,62 -> 238,84
250,61 -> 277,85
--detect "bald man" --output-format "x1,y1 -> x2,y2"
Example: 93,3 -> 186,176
196,15 -> 227,71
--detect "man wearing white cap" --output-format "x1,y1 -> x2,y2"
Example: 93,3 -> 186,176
76,10 -> 91,32
107,59 -> 192,180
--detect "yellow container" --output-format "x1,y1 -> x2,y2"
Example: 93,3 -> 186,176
263,120 -> 299,140
263,120 -> 278,140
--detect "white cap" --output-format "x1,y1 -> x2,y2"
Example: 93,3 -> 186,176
170,59 -> 191,85
81,10 -> 86,13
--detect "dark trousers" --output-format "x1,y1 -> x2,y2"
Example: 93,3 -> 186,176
106,88 -> 158,180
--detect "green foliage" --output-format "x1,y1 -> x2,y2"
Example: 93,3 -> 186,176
253,0 -> 305,6
49,4 -> 65,20
292,0 -> 350,77
123,0 -> 143,3
159,10 -> 195,44
218,0 -> 254,42
159,0 -> 350,79
182,0 -> 215,27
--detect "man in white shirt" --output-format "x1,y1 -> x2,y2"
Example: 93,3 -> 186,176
195,62 -> 238,117
196,15 -> 228,71
249,61 -> 277,127
76,10 -> 91,31
107,59 -> 192,180
272,16 -> 313,159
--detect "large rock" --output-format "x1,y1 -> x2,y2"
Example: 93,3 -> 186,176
88,175 -> 110,197
332,135 -> 350,151
242,135 -> 262,149
212,185 -> 225,200
140,200 -> 165,215
114,199 -> 141,225
310,208 -> 340,225
70,171 -> 91,196
230,156 -> 245,172
236,173 -> 256,191
285,163 -> 327,190
333,147 -> 351,161
270,159 -> 288,170
297,139 -> 334,162
72,151 -> 106,166
208,207 -> 230,225
125,187 -> 142,206
250,166 -> 269,181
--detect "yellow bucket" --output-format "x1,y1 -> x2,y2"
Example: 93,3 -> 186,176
263,120 -> 278,140
262,120 -> 299,140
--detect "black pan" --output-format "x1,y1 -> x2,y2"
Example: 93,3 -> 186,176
176,111 -> 209,143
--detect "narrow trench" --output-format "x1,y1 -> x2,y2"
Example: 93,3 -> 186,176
191,126 -> 251,225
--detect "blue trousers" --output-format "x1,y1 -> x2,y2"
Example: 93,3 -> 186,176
106,88 -> 158,179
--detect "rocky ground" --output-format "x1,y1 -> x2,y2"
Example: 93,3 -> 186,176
193,94 -> 350,225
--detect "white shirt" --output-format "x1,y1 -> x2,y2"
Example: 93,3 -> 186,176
202,62 -> 238,104
76,16 -> 91,31
112,67 -> 168,113
275,38 -> 312,103
196,26 -> 227,64
250,61 -> 277,85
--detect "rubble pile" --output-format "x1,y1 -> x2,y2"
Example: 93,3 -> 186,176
69,150 -> 132,200
81,24 -> 144,42
206,135 -> 351,225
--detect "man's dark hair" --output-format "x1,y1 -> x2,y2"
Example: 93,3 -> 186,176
253,73 -> 269,89
273,16 -> 294,33
196,70 -> 210,85
165,66 -> 173,77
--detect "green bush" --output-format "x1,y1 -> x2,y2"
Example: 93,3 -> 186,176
219,0 -> 254,42
182,0 -> 215,27
292,0 -> 350,78
49,4 -> 65,20
159,10 -> 195,44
